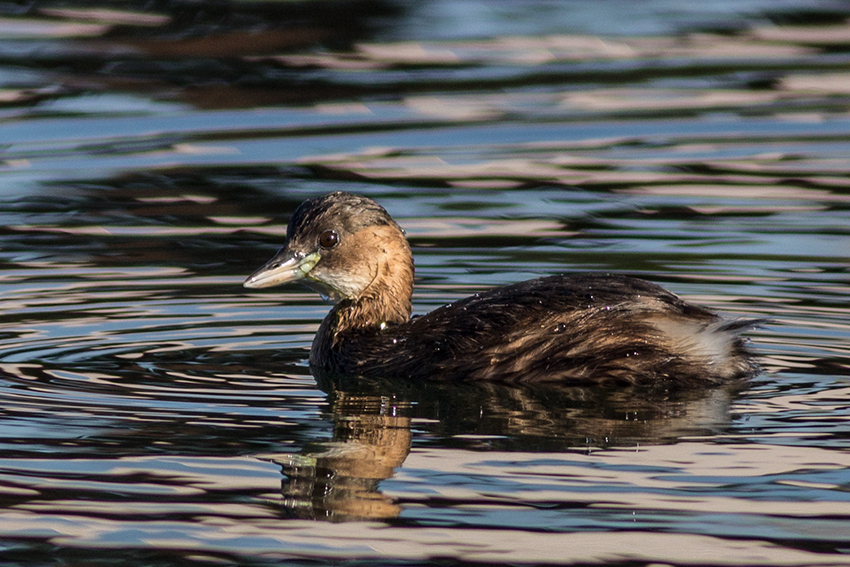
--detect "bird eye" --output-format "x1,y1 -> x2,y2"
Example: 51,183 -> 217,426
318,229 -> 339,249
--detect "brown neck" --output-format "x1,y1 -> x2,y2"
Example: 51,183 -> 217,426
309,223 -> 415,370
310,247 -> 413,370
334,241 -> 414,332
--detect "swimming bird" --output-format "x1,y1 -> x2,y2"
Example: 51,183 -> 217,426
244,192 -> 759,385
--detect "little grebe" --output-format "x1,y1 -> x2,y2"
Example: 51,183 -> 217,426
244,192 -> 759,384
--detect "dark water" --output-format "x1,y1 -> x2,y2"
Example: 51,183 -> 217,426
0,1 -> 849,565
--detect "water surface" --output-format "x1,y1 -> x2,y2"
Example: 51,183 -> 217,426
0,1 -> 849,565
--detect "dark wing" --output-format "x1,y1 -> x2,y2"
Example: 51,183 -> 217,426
328,274 -> 755,385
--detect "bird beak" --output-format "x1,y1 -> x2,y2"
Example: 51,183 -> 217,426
243,249 -> 321,289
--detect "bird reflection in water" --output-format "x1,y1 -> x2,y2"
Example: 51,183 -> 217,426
268,392 -> 411,521
265,379 -> 742,521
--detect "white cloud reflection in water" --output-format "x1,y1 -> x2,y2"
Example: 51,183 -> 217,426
0,442 -> 846,563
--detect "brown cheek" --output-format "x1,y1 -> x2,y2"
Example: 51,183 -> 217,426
315,240 -> 375,294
